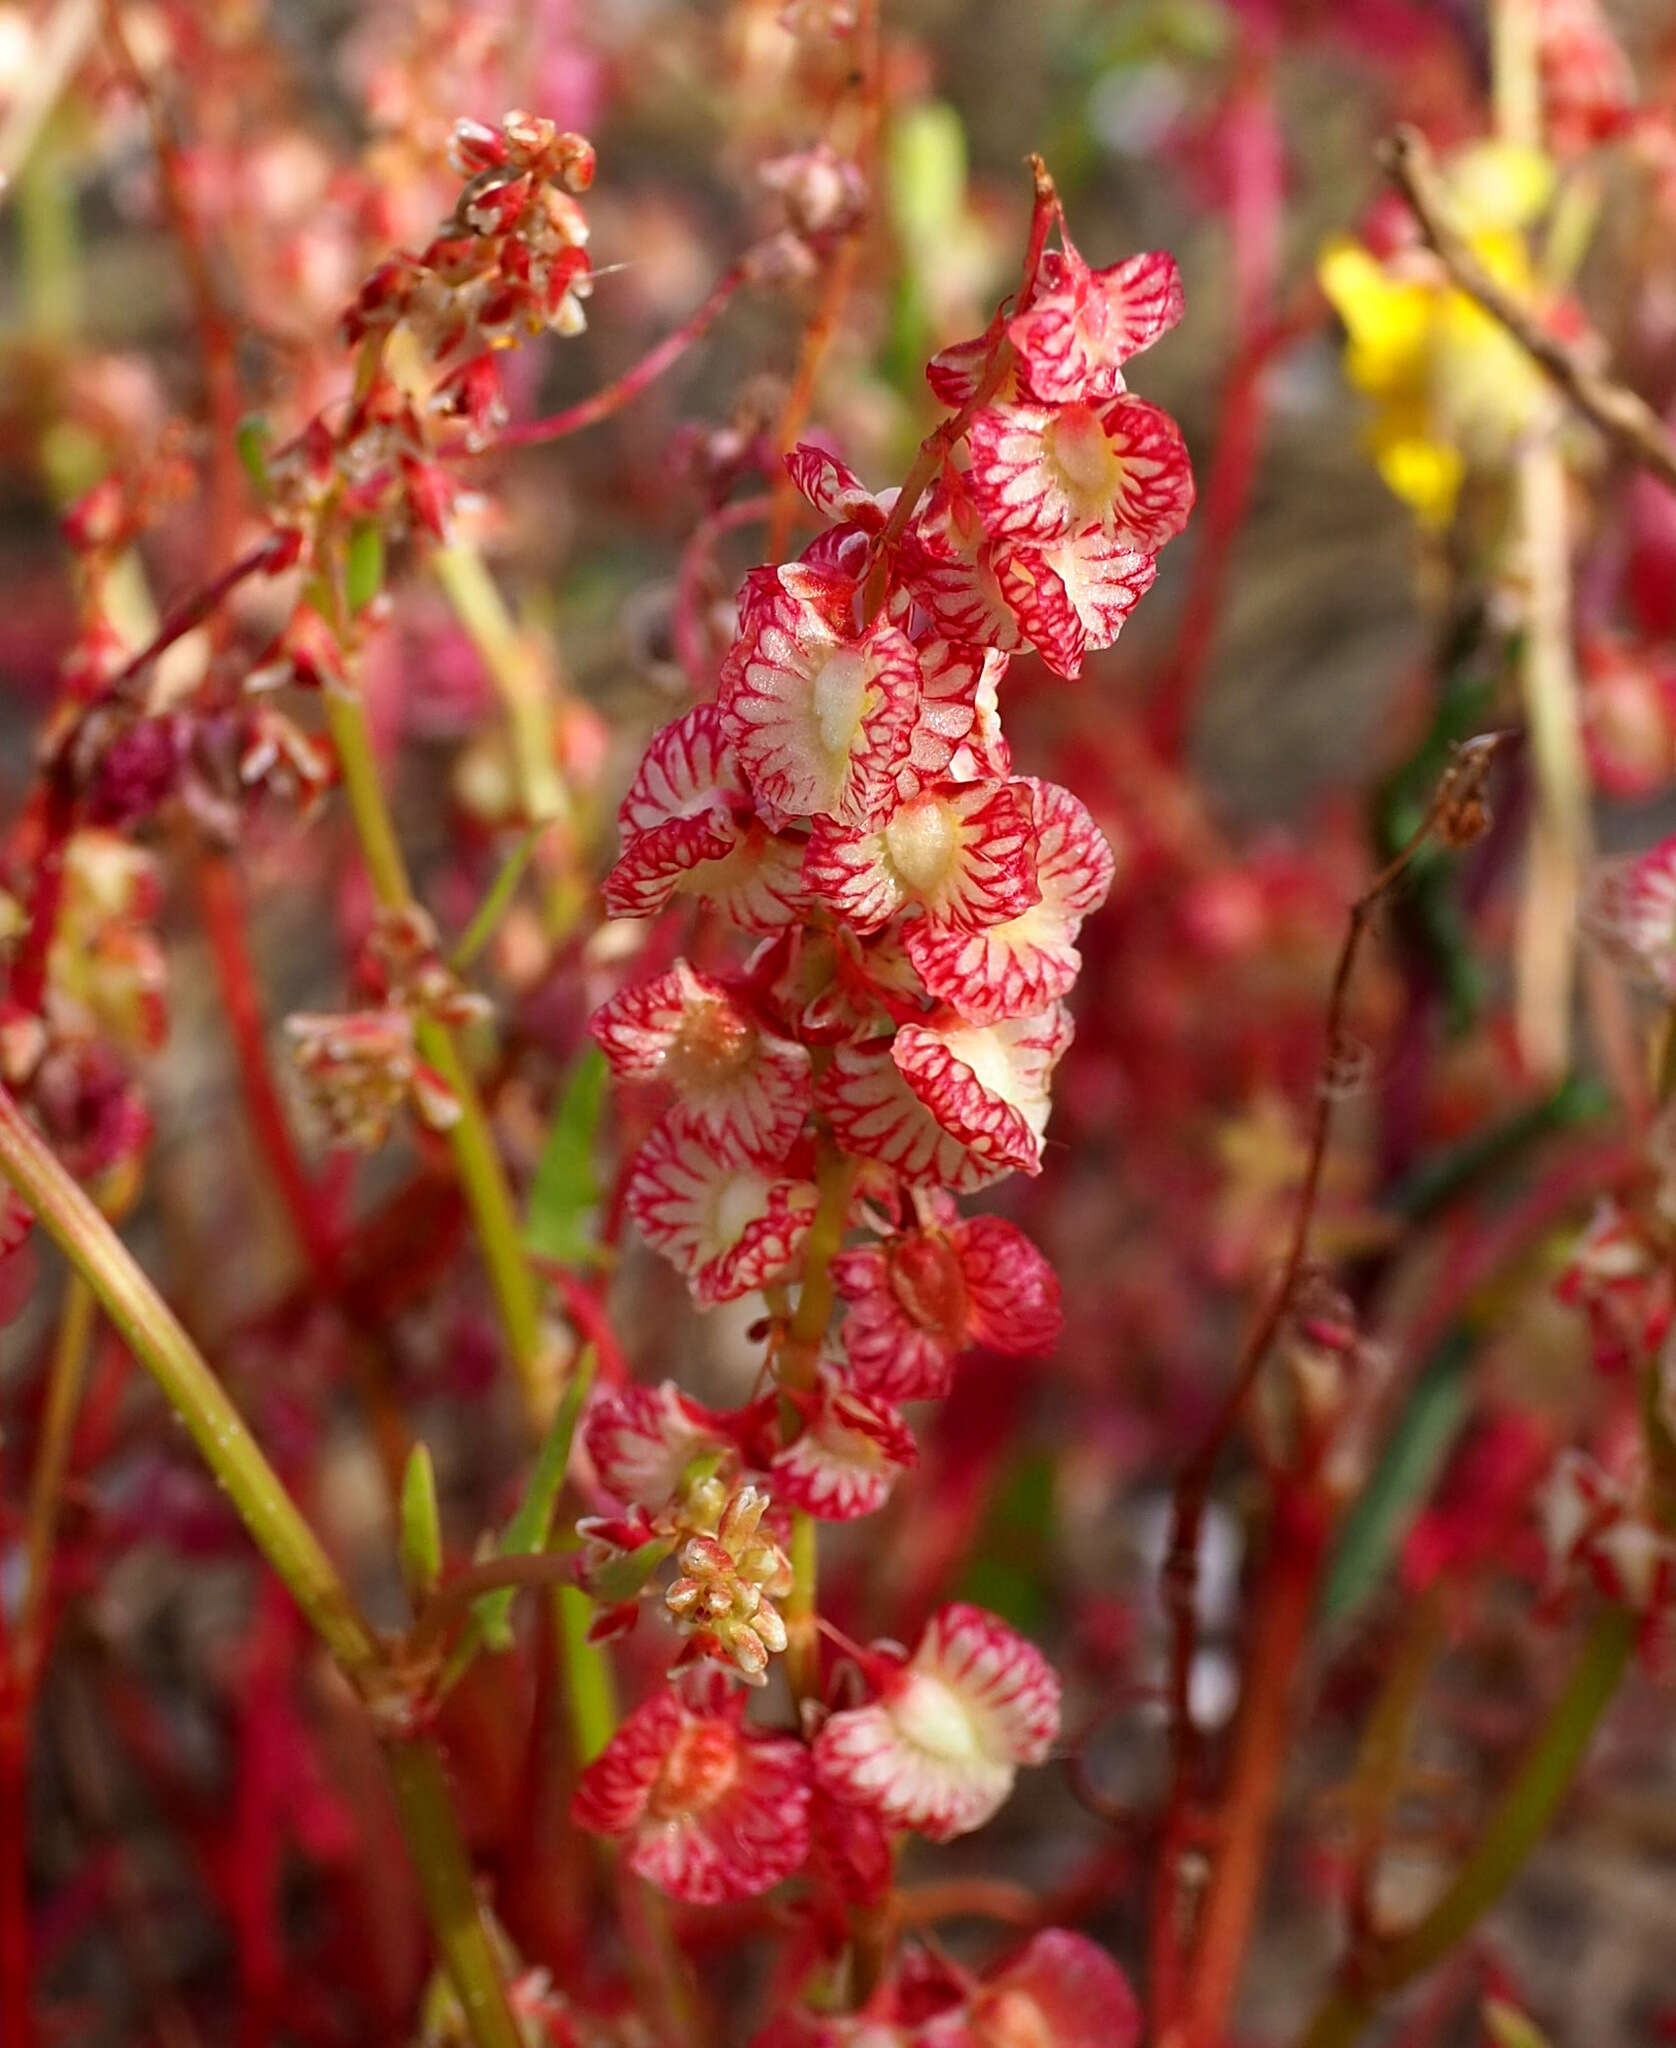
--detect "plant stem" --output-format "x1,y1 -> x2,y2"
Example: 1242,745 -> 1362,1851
1177,1486 -> 1331,2048
321,684 -> 548,1415
780,1146 -> 857,1705
417,1019 -> 548,1407
483,259 -> 751,453
0,1086 -> 528,2048
432,544 -> 567,827
1291,1604 -> 1635,2048
0,1084 -> 383,1683
196,851 -> 339,1285
554,1586 -> 617,1767
19,1271 -> 98,1664
450,828 -> 543,975
383,1741 -> 526,2048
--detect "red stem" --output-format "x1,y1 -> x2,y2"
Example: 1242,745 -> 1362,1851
1146,311 -> 1312,762
1148,784 -> 1475,2026
1147,57 -> 1287,764
480,262 -> 751,454
540,1263 -> 631,1386
195,852 -> 340,1285
672,492 -> 775,689
0,1660 -> 33,2048
1177,1483 -> 1332,2048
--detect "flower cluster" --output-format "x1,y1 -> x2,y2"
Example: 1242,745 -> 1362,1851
571,199 -> 1190,1912
341,112 -> 594,444
286,906 -> 489,1149
1541,1447 -> 1676,1657
752,1927 -> 1140,2047
253,112 -> 596,695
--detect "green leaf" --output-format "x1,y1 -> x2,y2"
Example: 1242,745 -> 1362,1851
525,1045 -> 608,1266
345,519 -> 385,615
474,1345 -> 598,1651
956,1454 -> 1055,1634
399,1443 -> 444,1601
1321,1329 -> 1474,1624
235,415 -> 273,498
1483,2000 -> 1554,2048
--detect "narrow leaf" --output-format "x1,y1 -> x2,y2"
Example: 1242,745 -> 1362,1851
400,1443 -> 443,1601
525,1045 -> 608,1266
1321,1329 -> 1473,1623
475,1344 -> 598,1652
345,519 -> 385,615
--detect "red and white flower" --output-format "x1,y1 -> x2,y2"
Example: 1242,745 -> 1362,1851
626,1121 -> 819,1305
591,960 -> 812,1166
907,780 -> 1115,1024
925,329 -> 1021,410
584,1380 -> 735,1510
1540,1449 -> 1676,1615
994,531 -> 1157,680
817,1038 -> 1009,1194
812,1603 -> 1060,1839
894,640 -> 1008,800
572,1683 -> 812,1902
834,1201 -> 1062,1401
770,1367 -> 918,1520
802,780 -> 1038,936
1591,835 -> 1676,994
605,703 -> 805,929
891,1004 -> 1075,1179
965,395 -> 1194,551
785,444 -> 893,532
1007,245 -> 1184,404
970,1929 -> 1142,2048
720,565 -> 921,827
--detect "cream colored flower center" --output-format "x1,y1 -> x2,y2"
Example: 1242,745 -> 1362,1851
812,645 -> 873,755
1043,402 -> 1121,520
939,1023 -> 1020,1108
884,795 -> 959,896
890,1670 -> 984,1762
710,1168 -> 770,1250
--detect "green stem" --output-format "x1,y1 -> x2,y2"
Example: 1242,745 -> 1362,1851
432,544 -> 567,827
554,1585 -> 617,1766
0,1084 -> 382,1683
417,1018 -> 547,1400
781,1146 -> 857,1705
451,828 -> 543,975
1293,1604 -> 1635,2048
384,1741 -> 525,2048
322,684 -> 547,1414
0,1087 -> 527,2048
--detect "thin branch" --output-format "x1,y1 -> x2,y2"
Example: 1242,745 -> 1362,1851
1378,125 -> 1676,495
476,260 -> 752,454
1149,733 -> 1512,2027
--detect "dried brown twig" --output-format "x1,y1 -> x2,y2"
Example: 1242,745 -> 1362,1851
1379,124 -> 1676,496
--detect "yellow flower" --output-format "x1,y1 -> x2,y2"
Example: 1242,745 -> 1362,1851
1319,141 -> 1559,528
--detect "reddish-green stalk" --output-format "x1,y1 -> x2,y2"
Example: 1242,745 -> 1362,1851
858,155 -> 1060,623
1176,1482 -> 1334,2048
1291,1604 -> 1635,2048
1149,760 -> 1494,2028
195,852 -> 342,1285
764,0 -> 885,562
481,258 -> 753,453
0,1610 -> 32,2048
0,1081 -> 528,2048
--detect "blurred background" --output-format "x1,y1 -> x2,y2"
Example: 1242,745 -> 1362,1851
6,2 -> 1676,2043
